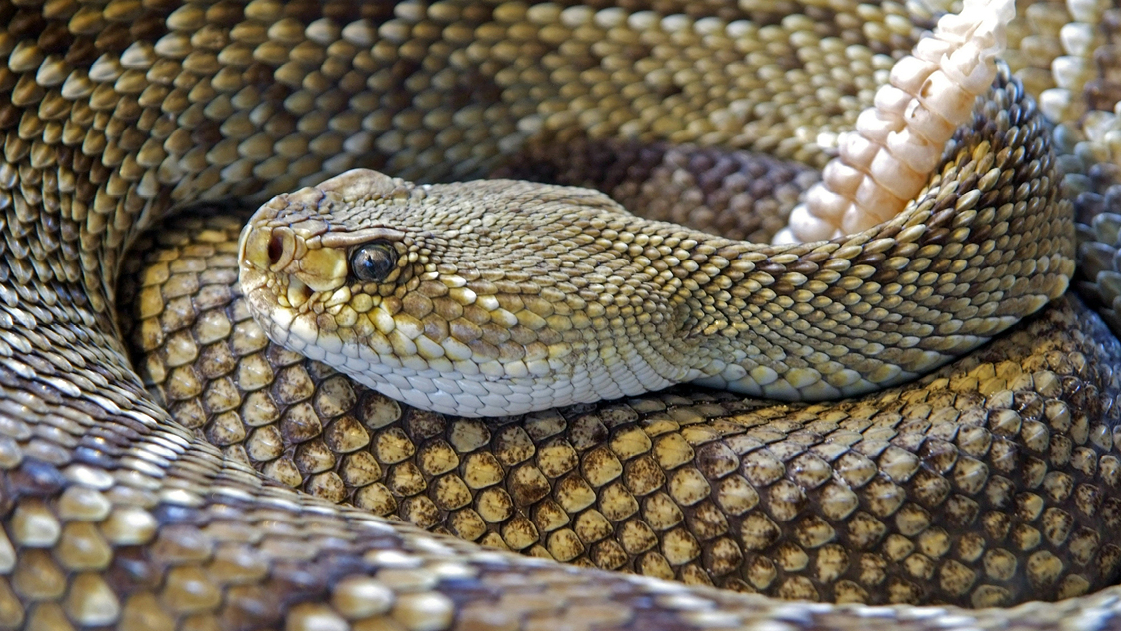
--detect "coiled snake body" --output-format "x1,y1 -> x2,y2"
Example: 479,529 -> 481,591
6,0 -> 1121,629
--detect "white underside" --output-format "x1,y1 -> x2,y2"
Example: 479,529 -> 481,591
263,307 -> 700,417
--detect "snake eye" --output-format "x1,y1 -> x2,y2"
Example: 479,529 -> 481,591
350,241 -> 398,282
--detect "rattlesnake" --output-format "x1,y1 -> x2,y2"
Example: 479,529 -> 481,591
5,0 -> 1121,630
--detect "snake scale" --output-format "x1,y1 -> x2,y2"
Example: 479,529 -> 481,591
6,0 -> 1121,629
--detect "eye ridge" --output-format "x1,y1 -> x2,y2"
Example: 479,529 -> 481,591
350,241 -> 398,282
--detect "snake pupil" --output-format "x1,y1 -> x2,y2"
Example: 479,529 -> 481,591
350,241 -> 398,282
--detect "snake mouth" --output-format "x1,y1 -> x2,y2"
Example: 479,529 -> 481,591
243,267 -> 349,318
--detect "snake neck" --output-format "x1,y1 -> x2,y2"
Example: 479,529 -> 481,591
661,75 -> 1075,401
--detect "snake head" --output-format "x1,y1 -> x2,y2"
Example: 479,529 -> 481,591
239,170 -> 423,374
238,168 -> 703,418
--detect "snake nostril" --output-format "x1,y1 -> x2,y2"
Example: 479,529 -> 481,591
267,233 -> 284,265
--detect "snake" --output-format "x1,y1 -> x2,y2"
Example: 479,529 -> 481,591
6,0 -> 1121,628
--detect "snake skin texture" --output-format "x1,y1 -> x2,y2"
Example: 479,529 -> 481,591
6,0 -> 1121,629
126,195 -> 1121,608
235,73 -> 1073,415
